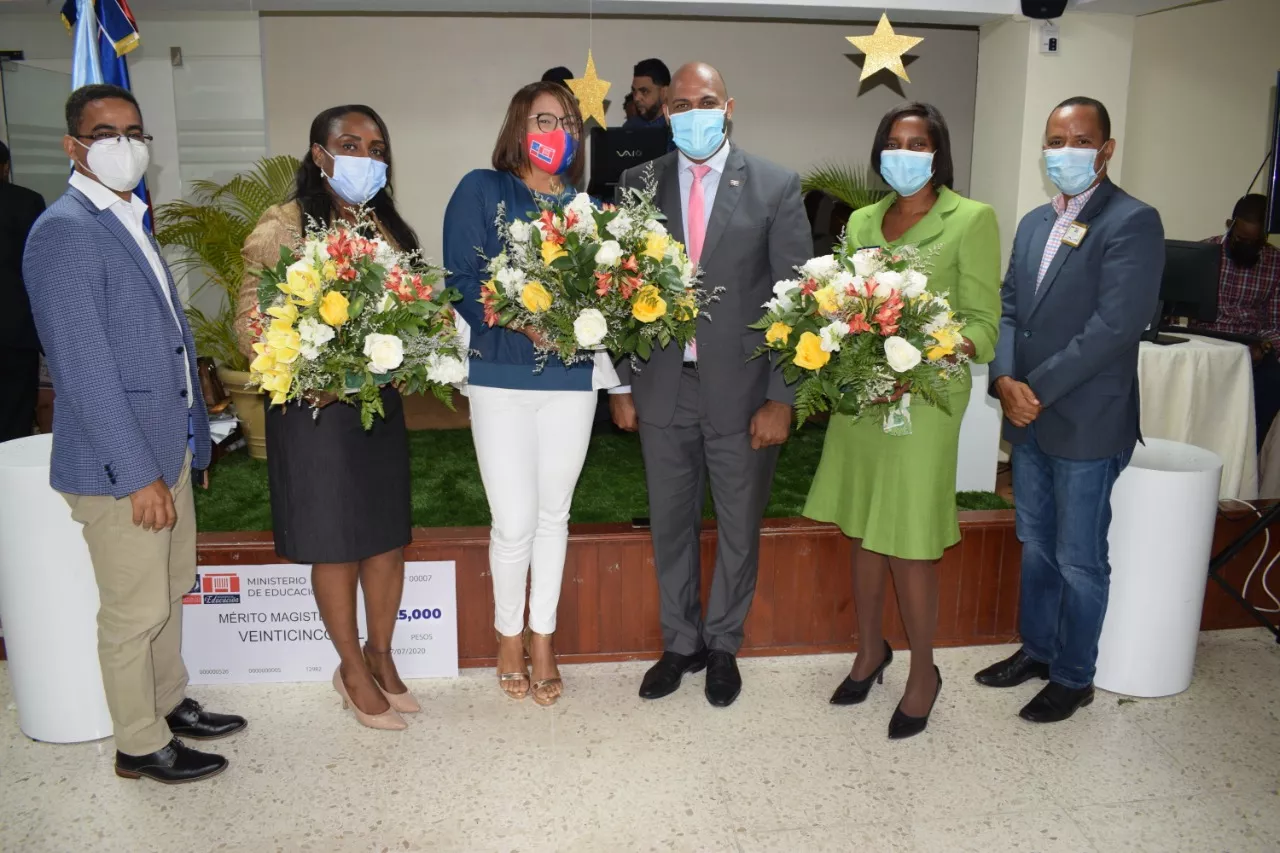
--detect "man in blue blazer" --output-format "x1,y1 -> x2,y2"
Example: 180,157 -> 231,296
974,97 -> 1164,723
24,85 -> 244,783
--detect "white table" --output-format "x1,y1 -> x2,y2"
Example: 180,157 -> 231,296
1138,334 -> 1257,500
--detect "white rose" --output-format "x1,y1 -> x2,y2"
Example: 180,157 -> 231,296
852,250 -> 879,278
903,270 -> 929,299
573,308 -> 609,348
303,238 -> 327,266
876,270 -> 904,291
595,240 -> 624,268
363,333 -> 405,374
644,218 -> 667,237
508,220 -> 532,243
605,212 -> 634,240
773,279 -> 800,297
832,271 -> 858,294
884,336 -> 922,373
495,266 -> 527,297
368,238 -> 398,270
819,321 -> 850,353
800,255 -> 839,281
297,317 -> 335,347
425,353 -> 468,385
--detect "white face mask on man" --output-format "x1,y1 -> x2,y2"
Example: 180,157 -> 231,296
76,136 -> 150,193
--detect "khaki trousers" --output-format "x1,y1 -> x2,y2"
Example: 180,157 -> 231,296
61,455 -> 196,756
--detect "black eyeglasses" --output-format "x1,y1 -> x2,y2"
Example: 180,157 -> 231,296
528,113 -> 581,134
75,132 -> 154,145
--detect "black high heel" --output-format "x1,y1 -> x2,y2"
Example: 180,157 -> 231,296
829,640 -> 894,705
888,665 -> 942,740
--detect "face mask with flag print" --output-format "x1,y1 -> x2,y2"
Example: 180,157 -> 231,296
527,129 -> 577,177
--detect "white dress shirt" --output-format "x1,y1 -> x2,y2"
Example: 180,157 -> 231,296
70,170 -> 192,407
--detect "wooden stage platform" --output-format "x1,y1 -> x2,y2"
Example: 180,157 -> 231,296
197,508 -> 1276,669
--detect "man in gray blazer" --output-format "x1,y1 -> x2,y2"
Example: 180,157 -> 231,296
609,62 -> 811,707
975,97 -> 1164,723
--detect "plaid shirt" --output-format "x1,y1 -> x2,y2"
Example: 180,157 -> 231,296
1037,184 -> 1100,291
1191,236 -> 1280,350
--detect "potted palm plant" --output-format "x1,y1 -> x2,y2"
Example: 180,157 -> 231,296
801,162 -> 890,211
155,155 -> 299,460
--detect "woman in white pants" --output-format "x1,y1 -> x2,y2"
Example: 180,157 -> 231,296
442,82 -> 599,706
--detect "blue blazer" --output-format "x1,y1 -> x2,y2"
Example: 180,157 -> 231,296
992,179 -> 1165,460
23,186 -> 210,498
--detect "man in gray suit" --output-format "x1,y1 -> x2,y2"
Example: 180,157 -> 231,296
609,62 -> 811,707
975,97 -> 1165,723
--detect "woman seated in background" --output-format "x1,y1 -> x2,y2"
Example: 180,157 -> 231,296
804,102 -> 1001,739
442,82 -> 604,706
235,104 -> 419,730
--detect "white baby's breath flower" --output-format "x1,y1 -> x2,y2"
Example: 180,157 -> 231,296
884,336 -> 922,373
819,321 -> 851,353
595,240 -> 624,268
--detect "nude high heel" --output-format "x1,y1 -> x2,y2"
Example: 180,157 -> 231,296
332,666 -> 407,730
363,644 -> 421,713
496,631 -> 530,700
524,628 -> 563,707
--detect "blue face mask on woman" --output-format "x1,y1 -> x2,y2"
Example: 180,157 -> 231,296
669,108 -> 727,161
1043,147 -> 1100,197
879,150 -> 934,197
323,151 -> 388,205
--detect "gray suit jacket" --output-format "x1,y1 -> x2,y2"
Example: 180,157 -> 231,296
991,178 -> 1164,460
616,146 -> 811,434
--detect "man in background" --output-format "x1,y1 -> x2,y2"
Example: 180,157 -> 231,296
0,140 -> 47,442
541,66 -> 574,91
977,96 -> 1164,724
623,58 -> 671,130
1191,193 -> 1280,446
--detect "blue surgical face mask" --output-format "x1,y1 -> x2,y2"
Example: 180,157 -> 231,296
1043,146 -> 1100,197
323,150 -> 388,205
669,108 -> 727,161
879,150 -> 934,198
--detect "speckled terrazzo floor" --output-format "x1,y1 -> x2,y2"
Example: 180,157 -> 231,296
0,630 -> 1276,852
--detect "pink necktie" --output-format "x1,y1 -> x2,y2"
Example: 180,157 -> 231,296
686,165 -> 711,363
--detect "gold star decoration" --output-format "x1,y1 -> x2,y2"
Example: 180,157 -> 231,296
568,49 -> 611,129
846,13 -> 925,83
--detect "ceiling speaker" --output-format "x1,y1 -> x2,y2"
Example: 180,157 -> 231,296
1022,0 -> 1069,18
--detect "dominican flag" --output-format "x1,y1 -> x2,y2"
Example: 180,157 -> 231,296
62,0 -> 152,228
530,139 -> 561,169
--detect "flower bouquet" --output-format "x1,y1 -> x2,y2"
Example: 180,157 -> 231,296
750,244 -> 968,435
481,174 -> 716,369
248,209 -> 467,429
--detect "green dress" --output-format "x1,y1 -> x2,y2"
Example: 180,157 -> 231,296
802,187 -> 1002,560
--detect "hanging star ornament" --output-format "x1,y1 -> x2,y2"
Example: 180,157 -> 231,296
568,50 -> 611,129
846,13 -> 925,83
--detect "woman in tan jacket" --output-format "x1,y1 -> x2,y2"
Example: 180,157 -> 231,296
236,104 -> 421,730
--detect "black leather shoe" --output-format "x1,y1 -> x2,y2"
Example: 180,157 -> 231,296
974,648 -> 1050,688
888,666 -> 942,740
165,698 -> 247,740
115,738 -> 228,784
830,640 -> 894,705
639,649 -> 709,700
1019,682 -> 1095,723
704,651 -> 742,708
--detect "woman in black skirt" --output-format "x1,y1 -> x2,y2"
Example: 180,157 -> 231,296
235,105 -> 417,730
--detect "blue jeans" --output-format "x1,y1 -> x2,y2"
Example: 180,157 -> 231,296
1012,426 -> 1133,689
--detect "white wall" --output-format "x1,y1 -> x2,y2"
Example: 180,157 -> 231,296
260,14 -> 979,260
1124,0 -> 1280,241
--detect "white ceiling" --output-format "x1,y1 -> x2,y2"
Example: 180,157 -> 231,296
0,0 -> 1216,24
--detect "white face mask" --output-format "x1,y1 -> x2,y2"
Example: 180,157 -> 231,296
77,137 -> 150,193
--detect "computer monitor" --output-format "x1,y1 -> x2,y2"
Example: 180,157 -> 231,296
587,126 -> 669,200
1145,239 -> 1220,344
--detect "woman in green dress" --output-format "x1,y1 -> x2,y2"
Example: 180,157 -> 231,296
804,103 -> 1001,739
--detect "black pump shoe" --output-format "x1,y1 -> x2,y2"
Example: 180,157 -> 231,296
829,641 -> 894,705
888,666 -> 942,740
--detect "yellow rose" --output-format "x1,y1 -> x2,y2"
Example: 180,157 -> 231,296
283,261 -> 321,306
631,285 -> 668,323
318,291 -> 350,327
765,322 -> 792,345
813,286 -> 840,314
643,232 -> 669,261
793,331 -> 831,371
540,241 -> 567,266
521,281 -> 553,313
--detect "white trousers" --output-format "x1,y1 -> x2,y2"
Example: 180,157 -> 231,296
468,386 -> 597,636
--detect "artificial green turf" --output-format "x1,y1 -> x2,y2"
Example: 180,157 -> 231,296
194,423 -> 1010,532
